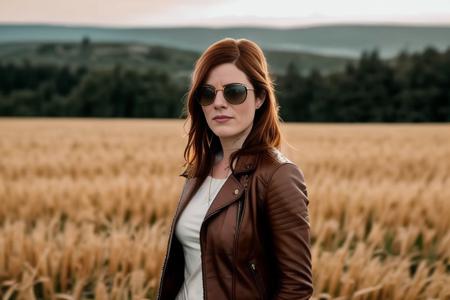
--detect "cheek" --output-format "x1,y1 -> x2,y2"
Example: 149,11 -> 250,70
202,107 -> 211,119
237,104 -> 255,123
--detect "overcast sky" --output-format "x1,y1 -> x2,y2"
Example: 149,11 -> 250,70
1,0 -> 450,27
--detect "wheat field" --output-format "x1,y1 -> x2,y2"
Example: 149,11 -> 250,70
0,118 -> 449,300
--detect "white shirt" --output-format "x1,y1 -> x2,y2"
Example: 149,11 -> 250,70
174,174 -> 229,300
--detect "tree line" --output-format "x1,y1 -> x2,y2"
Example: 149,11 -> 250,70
278,47 -> 449,122
0,46 -> 448,122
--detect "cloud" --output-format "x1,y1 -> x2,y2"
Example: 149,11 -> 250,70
0,0 -> 449,26
0,0 -> 227,25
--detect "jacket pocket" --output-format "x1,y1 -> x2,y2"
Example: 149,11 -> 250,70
248,261 -> 267,300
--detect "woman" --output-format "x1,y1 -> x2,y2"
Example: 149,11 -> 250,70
156,37 -> 313,300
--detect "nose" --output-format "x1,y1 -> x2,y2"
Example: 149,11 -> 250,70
213,90 -> 228,108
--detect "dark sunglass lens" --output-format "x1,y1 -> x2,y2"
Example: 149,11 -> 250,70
198,86 -> 215,105
224,84 -> 247,104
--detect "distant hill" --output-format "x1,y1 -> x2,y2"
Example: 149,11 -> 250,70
1,24 -> 449,59
0,42 -> 353,76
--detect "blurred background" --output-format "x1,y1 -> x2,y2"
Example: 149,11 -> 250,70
1,1 -> 450,300
0,0 -> 449,121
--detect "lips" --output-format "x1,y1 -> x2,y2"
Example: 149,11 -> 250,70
213,115 -> 232,120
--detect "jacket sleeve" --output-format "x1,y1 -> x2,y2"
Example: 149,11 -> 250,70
264,162 -> 313,299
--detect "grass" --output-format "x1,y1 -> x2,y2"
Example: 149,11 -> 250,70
0,118 -> 449,299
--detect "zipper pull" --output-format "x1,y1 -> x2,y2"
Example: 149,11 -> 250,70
243,174 -> 249,189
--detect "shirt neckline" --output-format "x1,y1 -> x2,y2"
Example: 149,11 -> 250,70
207,175 -> 228,181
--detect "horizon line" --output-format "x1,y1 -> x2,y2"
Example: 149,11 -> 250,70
1,20 -> 450,30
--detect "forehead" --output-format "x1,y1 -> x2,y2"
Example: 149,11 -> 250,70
204,63 -> 251,86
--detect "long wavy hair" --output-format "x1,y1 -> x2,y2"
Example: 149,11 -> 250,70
181,37 -> 283,181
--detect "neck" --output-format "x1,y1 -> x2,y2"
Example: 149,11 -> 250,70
217,124 -> 252,169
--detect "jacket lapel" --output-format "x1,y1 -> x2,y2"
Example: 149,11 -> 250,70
176,153 -> 258,223
204,174 -> 244,222
173,176 -> 199,225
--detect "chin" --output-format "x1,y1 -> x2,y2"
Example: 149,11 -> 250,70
213,127 -> 248,139
214,132 -> 237,139
212,127 -> 236,137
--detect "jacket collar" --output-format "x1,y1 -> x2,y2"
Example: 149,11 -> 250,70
179,152 -> 257,178
174,152 -> 257,229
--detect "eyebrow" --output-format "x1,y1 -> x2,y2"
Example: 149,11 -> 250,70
202,83 -> 215,88
202,82 -> 244,87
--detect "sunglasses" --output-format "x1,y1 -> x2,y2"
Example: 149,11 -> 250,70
196,83 -> 255,106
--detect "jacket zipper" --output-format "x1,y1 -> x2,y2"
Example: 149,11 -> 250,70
201,232 -> 207,300
201,174 -> 248,300
248,262 -> 267,300
232,198 -> 244,300
199,173 -> 249,300
232,174 -> 248,299
200,180 -> 245,300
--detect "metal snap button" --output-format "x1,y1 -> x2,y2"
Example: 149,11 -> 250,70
234,189 -> 239,195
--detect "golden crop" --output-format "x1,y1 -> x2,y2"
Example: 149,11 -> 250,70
0,118 -> 449,299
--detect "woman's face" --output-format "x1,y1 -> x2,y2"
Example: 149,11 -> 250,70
200,63 -> 264,142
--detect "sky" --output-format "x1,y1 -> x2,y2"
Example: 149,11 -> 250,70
1,0 -> 450,28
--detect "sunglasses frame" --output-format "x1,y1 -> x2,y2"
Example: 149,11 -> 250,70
196,83 -> 255,106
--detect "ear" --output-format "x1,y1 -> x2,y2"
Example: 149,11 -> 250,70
256,90 -> 266,109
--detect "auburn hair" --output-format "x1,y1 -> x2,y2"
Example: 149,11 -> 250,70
181,37 -> 283,181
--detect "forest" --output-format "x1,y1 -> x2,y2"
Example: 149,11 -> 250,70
0,42 -> 448,122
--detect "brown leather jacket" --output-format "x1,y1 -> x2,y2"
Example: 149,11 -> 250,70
156,148 -> 313,299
